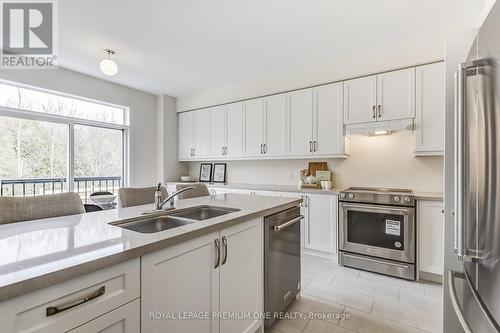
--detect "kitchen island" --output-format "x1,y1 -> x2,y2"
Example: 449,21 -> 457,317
0,193 -> 301,333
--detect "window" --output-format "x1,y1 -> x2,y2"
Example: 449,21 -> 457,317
0,82 -> 127,125
0,80 -> 129,201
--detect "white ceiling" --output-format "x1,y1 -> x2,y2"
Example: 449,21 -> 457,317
58,0 -> 485,97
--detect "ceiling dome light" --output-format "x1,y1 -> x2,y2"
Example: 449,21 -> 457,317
99,49 -> 118,76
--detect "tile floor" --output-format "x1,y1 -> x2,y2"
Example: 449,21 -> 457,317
269,254 -> 443,333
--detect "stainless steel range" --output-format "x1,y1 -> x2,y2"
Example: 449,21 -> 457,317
338,187 -> 416,280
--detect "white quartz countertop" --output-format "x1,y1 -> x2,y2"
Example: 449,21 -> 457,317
0,193 -> 301,301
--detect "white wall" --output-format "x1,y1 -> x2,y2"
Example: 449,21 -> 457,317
188,131 -> 444,192
157,95 -> 188,182
0,68 -> 165,187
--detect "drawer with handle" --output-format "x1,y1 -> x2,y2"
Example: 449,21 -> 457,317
0,258 -> 140,333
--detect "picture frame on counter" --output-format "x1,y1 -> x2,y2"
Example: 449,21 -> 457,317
213,163 -> 227,183
199,163 -> 213,182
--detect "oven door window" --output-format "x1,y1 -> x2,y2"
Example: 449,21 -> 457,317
347,210 -> 405,250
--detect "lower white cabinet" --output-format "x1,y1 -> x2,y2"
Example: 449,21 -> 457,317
259,190 -> 338,254
303,194 -> 337,254
219,219 -> 263,333
418,200 -> 444,275
141,219 -> 263,333
0,259 -> 140,333
68,299 -> 140,333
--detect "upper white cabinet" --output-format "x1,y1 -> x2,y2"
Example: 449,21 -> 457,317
314,82 -> 346,155
177,63 -> 442,162
193,110 -> 209,159
288,86 -> 347,157
264,94 -> 287,157
343,75 -> 377,124
209,105 -> 227,158
209,103 -> 244,159
225,102 -> 244,158
178,112 -> 194,160
418,200 -> 444,276
376,68 -> 416,121
178,110 -> 209,160
414,62 -> 445,156
243,98 -> 265,158
343,68 -> 415,124
287,89 -> 313,156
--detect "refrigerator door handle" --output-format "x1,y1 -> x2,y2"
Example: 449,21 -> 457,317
454,65 -> 466,259
448,270 -> 474,333
448,270 -> 500,333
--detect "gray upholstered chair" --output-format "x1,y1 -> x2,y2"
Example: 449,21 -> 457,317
175,183 -> 210,200
118,186 -> 168,208
0,192 -> 85,224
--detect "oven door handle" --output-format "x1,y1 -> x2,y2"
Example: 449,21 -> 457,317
340,202 -> 413,214
342,253 -> 409,269
273,215 -> 304,232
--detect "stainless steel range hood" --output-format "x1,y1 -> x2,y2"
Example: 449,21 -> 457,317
345,118 -> 414,136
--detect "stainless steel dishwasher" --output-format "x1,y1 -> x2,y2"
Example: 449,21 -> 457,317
264,206 -> 303,328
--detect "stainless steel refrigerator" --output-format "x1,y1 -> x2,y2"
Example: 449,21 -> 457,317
447,2 -> 500,332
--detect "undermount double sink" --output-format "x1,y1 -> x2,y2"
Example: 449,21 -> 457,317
110,205 -> 240,234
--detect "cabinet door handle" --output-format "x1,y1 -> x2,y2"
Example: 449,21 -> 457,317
314,141 -> 317,152
214,239 -> 221,269
377,105 -> 382,118
221,236 -> 228,265
260,144 -> 264,154
372,105 -> 376,118
264,144 -> 267,154
309,141 -> 312,153
46,286 -> 105,317
225,146 -> 228,155
192,148 -> 196,157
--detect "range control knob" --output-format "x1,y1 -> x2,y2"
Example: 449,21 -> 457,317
404,196 -> 411,203
340,193 -> 346,199
393,196 -> 401,202
348,193 -> 354,199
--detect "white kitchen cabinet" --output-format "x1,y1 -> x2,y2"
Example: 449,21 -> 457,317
141,232 -> 220,333
287,88 -> 313,156
226,102 -> 244,158
0,259 -> 140,333
178,112 -> 194,160
178,109 -> 210,160
209,103 -> 244,159
193,110 -> 209,159
343,75 -> 377,124
414,62 -> 445,155
418,200 -> 444,276
68,299 -> 140,333
343,68 -> 415,125
141,219 -> 263,333
305,194 -> 337,253
264,94 -> 287,157
313,83 -> 347,155
244,98 -> 265,158
209,105 -> 227,158
376,67 -> 416,121
219,219 -> 263,333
